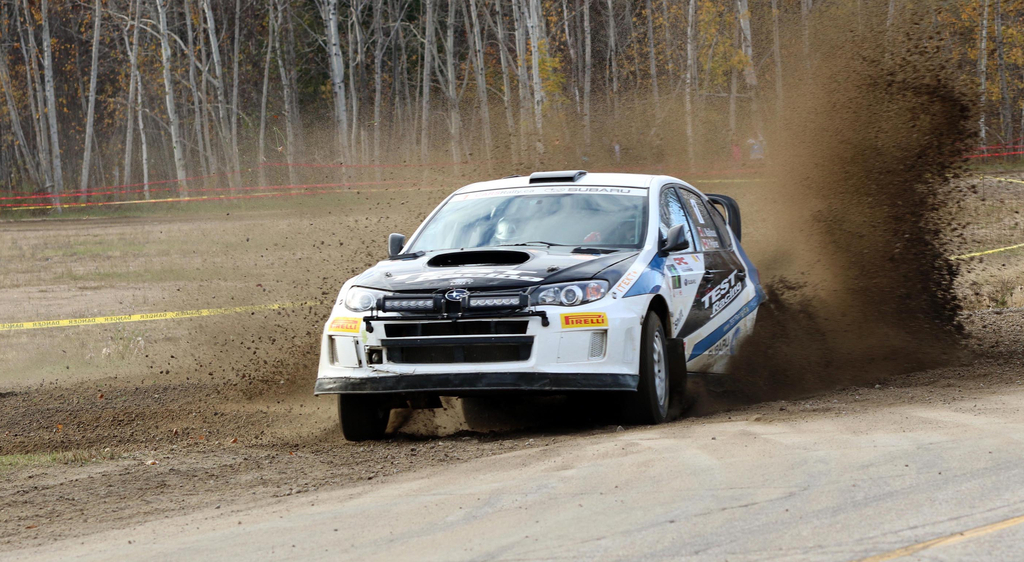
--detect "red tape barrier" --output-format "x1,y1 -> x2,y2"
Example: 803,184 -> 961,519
966,150 -> 1024,159
1,182 -> 426,211
0,179 -> 415,204
0,180 -> 415,208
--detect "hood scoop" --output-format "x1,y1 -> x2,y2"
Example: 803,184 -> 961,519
428,250 -> 531,267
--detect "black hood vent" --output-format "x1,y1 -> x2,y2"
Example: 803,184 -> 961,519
427,250 -> 531,267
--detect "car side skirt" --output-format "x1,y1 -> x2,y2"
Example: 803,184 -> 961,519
314,373 -> 639,394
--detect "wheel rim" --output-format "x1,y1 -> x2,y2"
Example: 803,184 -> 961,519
652,330 -> 668,410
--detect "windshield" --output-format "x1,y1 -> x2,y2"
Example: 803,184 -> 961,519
406,187 -> 648,253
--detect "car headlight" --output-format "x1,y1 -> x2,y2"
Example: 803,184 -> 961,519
531,280 -> 608,307
342,288 -> 385,312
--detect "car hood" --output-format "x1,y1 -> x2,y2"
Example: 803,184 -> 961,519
352,248 -> 640,292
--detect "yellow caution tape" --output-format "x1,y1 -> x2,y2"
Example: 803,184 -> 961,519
0,301 -> 319,332
982,175 -> 1024,185
951,242 -> 1024,260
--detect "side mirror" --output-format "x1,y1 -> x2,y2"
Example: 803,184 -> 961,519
388,233 -> 406,258
660,224 -> 691,254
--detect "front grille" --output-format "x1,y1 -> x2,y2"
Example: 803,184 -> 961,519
384,320 -> 529,338
382,336 -> 533,364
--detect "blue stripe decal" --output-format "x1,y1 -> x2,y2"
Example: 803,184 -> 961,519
688,291 -> 763,361
623,255 -> 666,298
734,241 -> 766,303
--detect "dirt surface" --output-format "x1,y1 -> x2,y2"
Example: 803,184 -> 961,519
2,304 -> 1021,552
2,166 -> 1021,552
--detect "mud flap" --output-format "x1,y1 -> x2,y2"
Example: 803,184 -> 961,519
666,338 -> 688,378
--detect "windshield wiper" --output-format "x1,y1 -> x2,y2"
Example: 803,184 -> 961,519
498,241 -> 567,247
572,247 -> 621,255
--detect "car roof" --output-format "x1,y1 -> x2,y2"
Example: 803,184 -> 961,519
453,172 -> 665,194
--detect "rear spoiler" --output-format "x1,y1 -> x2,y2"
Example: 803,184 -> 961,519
706,194 -> 742,242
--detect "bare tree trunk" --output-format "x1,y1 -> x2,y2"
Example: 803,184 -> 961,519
283,1 -> 304,158
156,0 -> 189,196
440,0 -> 461,163
0,52 -> 40,186
17,0 -> 53,191
203,0 -> 239,184
685,0 -> 695,169
771,0 -> 783,118
122,2 -> 141,194
136,70 -> 150,198
491,0 -> 519,162
525,0 -> 545,157
231,0 -> 241,174
994,0 -> 1011,144
644,0 -> 658,114
887,0 -> 897,27
258,0 -> 277,186
607,0 -> 619,120
583,0 -> 592,149
78,0 -> 102,200
512,0 -> 531,158
274,0 -> 298,186
40,0 -> 65,210
978,0 -> 989,147
420,0 -> 436,162
373,0 -> 385,165
736,0 -> 760,136
467,0 -> 493,162
184,0 -> 210,178
320,0 -> 350,161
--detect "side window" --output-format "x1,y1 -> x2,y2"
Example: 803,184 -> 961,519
678,189 -> 726,250
659,187 -> 696,249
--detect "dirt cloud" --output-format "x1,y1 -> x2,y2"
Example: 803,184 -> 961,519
726,4 -> 975,402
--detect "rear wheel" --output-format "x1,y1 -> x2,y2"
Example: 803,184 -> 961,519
623,312 -> 671,424
338,395 -> 390,441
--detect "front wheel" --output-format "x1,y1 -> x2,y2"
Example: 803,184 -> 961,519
338,395 -> 390,441
623,312 -> 671,424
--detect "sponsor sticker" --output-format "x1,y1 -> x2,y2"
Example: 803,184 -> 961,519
560,312 -> 609,329
614,270 -> 640,292
700,270 -> 744,317
392,268 -> 544,283
329,317 -> 361,333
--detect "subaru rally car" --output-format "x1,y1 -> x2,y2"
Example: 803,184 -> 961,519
316,170 -> 764,440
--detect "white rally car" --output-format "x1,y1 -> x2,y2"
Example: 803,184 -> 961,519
316,171 -> 764,440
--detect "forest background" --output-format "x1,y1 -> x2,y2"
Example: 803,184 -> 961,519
0,0 -> 1018,208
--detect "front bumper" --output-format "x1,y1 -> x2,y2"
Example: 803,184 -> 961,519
314,372 -> 638,393
315,299 -> 649,395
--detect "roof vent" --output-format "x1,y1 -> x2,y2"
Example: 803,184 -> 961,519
528,170 -> 588,184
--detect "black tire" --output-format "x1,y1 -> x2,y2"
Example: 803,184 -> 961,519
623,312 -> 671,424
338,395 -> 390,441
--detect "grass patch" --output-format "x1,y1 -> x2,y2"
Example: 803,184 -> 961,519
0,449 -> 121,473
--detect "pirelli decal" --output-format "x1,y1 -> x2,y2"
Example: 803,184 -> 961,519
328,317 -> 361,333
560,312 -> 609,329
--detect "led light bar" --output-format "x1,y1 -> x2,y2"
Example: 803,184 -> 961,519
466,293 -> 528,309
380,295 -> 441,313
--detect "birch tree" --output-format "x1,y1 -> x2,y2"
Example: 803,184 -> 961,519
644,0 -> 658,113
78,0 -> 102,198
420,0 -> 436,162
979,0 -> 989,146
467,0 -> 493,162
40,0 -> 65,208
155,0 -> 188,195
994,0 -> 1011,144
318,0 -> 350,161
684,0 -> 695,168
258,0 -> 277,186
771,0 -> 783,117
